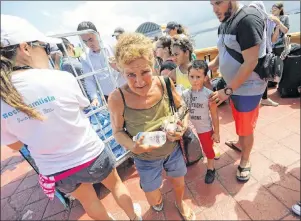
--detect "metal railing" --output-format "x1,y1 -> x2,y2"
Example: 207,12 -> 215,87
49,29 -> 131,166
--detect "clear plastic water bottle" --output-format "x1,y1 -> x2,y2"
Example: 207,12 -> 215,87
133,131 -> 166,146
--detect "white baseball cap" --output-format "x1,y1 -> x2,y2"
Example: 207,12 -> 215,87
1,14 -> 62,47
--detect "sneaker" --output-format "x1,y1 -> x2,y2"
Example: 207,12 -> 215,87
205,169 -> 216,184
133,203 -> 143,220
152,200 -> 164,212
261,98 -> 279,107
292,202 -> 301,217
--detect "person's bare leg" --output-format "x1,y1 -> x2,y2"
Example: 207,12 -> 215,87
238,134 -> 254,177
71,183 -> 113,220
170,176 -> 191,215
239,134 -> 253,164
144,188 -> 162,206
207,158 -> 215,170
101,168 -> 139,220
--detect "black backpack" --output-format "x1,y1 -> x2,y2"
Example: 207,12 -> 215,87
223,6 -> 283,81
211,77 -> 227,92
277,44 -> 301,97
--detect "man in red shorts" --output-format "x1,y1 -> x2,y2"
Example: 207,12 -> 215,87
209,1 -> 267,182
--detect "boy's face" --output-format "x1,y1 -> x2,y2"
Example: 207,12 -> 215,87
188,68 -> 208,90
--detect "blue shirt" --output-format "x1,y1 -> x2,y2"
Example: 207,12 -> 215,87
81,44 -> 126,98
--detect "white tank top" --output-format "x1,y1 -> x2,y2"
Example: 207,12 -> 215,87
182,87 -> 213,133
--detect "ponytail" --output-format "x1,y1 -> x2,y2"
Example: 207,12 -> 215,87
1,47 -> 45,121
177,24 -> 189,36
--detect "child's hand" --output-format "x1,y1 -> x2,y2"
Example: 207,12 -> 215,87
211,132 -> 220,143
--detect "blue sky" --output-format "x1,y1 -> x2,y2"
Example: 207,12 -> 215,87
1,1 -> 300,49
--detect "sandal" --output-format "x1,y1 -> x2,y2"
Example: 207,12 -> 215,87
175,202 -> 196,221
236,164 -> 251,182
225,141 -> 242,152
152,196 -> 164,212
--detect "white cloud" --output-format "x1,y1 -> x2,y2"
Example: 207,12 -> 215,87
43,1 -> 299,48
58,1 -> 214,37
61,2 -> 143,36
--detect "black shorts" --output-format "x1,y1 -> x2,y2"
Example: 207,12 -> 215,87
53,146 -> 116,194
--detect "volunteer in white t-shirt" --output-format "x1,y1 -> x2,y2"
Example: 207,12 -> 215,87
0,14 -> 141,221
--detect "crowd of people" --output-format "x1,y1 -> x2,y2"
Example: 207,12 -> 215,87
1,0 -> 299,220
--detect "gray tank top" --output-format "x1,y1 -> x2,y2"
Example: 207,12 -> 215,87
182,87 -> 213,133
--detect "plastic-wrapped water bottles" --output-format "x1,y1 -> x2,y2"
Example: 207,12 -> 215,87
84,106 -> 126,159
133,131 -> 166,146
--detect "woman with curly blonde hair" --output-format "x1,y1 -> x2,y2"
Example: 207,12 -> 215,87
108,33 -> 195,220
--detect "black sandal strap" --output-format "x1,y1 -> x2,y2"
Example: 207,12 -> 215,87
237,165 -> 251,173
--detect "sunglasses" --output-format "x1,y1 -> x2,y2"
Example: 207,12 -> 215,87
30,42 -> 51,55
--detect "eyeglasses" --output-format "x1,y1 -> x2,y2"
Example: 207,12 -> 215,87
30,42 -> 51,55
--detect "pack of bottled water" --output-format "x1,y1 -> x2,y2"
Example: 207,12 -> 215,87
133,131 -> 167,147
84,106 -> 126,159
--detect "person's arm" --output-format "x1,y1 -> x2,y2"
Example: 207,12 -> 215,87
269,15 -> 289,34
227,14 -> 264,91
104,44 -> 119,71
279,16 -> 289,34
208,54 -> 219,72
108,90 -> 135,151
108,90 -> 160,154
81,59 -> 99,104
272,26 -> 280,43
1,120 -> 24,151
209,95 -> 220,143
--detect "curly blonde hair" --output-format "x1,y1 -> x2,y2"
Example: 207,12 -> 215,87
115,33 -> 154,68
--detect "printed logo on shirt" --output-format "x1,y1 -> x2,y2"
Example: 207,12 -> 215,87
2,96 -> 56,120
190,96 -> 205,120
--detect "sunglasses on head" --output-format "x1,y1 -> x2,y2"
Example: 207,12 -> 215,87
30,41 -> 51,55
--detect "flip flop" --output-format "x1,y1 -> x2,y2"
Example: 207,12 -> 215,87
225,141 -> 242,152
175,202 -> 196,221
236,165 -> 251,183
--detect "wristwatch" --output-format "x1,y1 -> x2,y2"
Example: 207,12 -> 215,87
224,87 -> 233,96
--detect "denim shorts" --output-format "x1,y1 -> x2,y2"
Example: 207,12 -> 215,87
53,145 -> 116,194
134,145 -> 187,192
